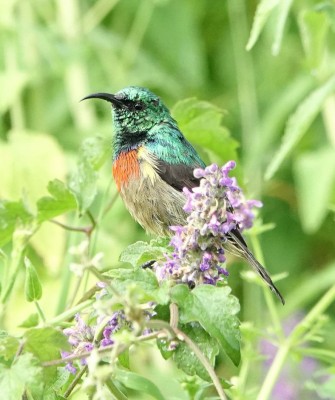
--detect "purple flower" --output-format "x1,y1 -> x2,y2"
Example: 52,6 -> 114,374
154,161 -> 261,287
62,305 -> 155,373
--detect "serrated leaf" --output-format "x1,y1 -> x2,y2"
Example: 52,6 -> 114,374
171,285 -> 241,366
24,257 -> 42,302
0,353 -> 42,400
37,179 -> 77,222
24,327 -> 70,386
172,98 -> 239,163
114,369 -> 165,400
106,267 -> 169,305
119,240 -> 168,267
294,147 -> 335,233
173,322 -> 219,381
265,75 -> 335,180
0,334 -> 20,362
0,200 -> 34,248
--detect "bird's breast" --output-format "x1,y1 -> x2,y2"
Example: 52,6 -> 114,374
112,149 -> 141,191
112,147 -> 187,235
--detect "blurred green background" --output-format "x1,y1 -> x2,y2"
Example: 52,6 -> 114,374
1,0 -> 335,398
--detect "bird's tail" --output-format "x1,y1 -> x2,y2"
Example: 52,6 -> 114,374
228,231 -> 285,305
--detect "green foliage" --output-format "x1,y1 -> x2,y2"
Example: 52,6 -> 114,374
37,180 -> 77,223
119,238 -> 169,267
0,353 -> 42,400
265,75 -> 335,180
294,147 -> 335,233
114,369 -> 165,400
171,285 -> 241,366
172,323 -> 220,381
172,98 -> 239,165
24,257 -> 42,302
106,266 -> 170,305
0,0 -> 335,399
0,200 -> 34,248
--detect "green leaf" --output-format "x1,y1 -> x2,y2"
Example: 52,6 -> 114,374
37,179 -> 77,222
0,200 -> 34,248
172,98 -> 239,164
24,257 -> 43,302
265,75 -> 335,180
246,0 -> 280,51
69,136 -> 110,214
173,322 -> 219,381
0,334 -> 20,362
19,313 -> 39,328
271,0 -> 293,56
106,267 -> 169,305
298,9 -> 329,70
69,158 -> 98,214
118,349 -> 130,369
294,147 -> 335,233
79,136 -> 111,171
316,1 -> 335,32
114,369 -> 165,400
119,239 -> 168,267
171,285 -> 241,366
306,374 -> 335,399
0,353 -> 42,400
24,327 -> 70,386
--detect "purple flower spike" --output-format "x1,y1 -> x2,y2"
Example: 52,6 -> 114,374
154,161 -> 261,287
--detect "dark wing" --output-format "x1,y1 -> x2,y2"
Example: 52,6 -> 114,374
155,160 -> 201,191
156,159 -> 249,247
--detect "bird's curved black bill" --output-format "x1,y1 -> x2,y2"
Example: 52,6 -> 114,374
81,92 -> 125,108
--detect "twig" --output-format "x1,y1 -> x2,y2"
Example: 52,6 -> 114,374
50,219 -> 93,236
64,366 -> 87,398
102,191 -> 119,216
42,331 -> 160,367
169,303 -> 227,400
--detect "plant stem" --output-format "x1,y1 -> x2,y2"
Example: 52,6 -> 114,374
169,303 -> 226,400
34,301 -> 46,323
257,341 -> 290,400
258,284 -> 335,400
64,366 -> 87,398
48,299 -> 95,326
175,327 -> 227,400
50,219 -> 93,235
42,331 -> 160,367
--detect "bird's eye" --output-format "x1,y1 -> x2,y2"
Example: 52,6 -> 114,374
134,102 -> 144,111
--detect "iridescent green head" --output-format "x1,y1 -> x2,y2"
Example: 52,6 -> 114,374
82,86 -> 174,137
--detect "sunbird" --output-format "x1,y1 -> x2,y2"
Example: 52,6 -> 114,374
82,87 -> 284,304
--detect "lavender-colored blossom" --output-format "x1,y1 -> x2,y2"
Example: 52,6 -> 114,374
155,161 -> 262,287
62,306 -> 155,374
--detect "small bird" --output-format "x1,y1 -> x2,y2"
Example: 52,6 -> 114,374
82,87 -> 284,304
